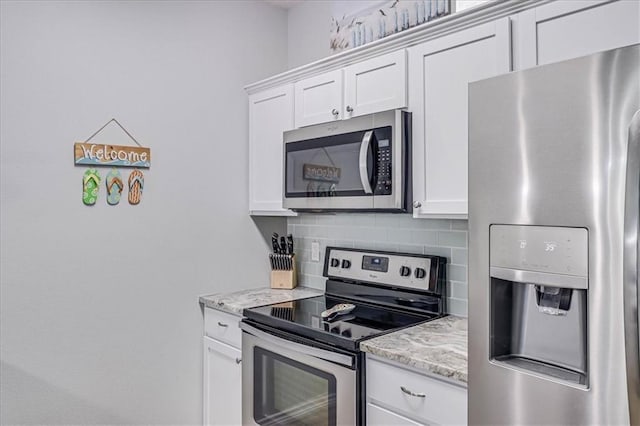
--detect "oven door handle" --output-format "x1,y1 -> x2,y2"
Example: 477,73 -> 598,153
359,131 -> 374,194
240,322 -> 354,368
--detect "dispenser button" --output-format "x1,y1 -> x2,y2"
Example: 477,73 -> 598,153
414,267 -> 427,279
341,259 -> 351,269
330,258 -> 340,268
400,266 -> 412,277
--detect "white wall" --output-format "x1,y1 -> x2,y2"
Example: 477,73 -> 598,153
0,1 -> 287,424
287,0 -> 333,69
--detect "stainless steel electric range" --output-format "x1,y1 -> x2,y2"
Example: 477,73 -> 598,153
240,247 -> 447,425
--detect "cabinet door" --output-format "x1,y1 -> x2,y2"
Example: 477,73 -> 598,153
294,69 -> 343,127
248,84 -> 296,216
408,18 -> 511,218
367,403 -> 424,426
203,337 -> 242,426
517,0 -> 640,70
343,50 -> 407,119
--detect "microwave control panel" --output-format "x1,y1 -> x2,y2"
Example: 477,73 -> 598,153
375,139 -> 392,195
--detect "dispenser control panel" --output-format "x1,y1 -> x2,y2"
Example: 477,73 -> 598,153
490,225 -> 588,277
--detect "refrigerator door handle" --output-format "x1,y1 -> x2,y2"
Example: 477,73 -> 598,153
623,109 -> 640,424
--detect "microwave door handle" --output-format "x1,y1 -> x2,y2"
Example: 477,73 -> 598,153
359,131 -> 374,194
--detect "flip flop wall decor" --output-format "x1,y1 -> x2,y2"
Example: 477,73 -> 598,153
82,168 -> 101,206
128,169 -> 144,205
106,168 -> 124,205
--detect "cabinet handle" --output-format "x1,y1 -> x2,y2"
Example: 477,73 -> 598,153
331,108 -> 339,117
235,358 -> 242,364
400,386 -> 426,398
346,105 -> 353,113
413,201 -> 422,209
217,321 -> 228,328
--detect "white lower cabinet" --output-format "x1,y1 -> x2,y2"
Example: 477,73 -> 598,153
203,337 -> 241,426
366,356 -> 467,425
368,402 -> 424,426
203,308 -> 242,426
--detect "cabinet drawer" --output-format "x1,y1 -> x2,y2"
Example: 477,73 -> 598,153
367,402 -> 423,426
367,357 -> 467,425
204,308 -> 242,348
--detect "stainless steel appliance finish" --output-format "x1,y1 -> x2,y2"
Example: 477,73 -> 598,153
283,109 -> 411,212
489,225 -> 590,385
241,247 -> 447,425
469,45 -> 640,424
241,323 -> 357,426
324,248 -> 438,292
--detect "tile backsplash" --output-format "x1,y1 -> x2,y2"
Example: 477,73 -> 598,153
287,213 -> 468,316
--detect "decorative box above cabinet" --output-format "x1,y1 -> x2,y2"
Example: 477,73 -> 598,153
408,18 -> 511,219
248,84 -> 296,216
343,49 -> 408,119
294,50 -> 408,128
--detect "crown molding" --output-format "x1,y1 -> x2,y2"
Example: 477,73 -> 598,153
245,0 -> 553,94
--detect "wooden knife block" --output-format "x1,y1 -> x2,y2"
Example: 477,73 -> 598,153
270,256 -> 297,290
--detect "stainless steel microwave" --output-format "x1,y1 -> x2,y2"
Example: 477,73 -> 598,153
283,109 -> 411,212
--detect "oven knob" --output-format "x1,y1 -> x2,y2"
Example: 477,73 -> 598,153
400,266 -> 411,277
415,267 -> 427,279
330,258 -> 340,268
341,259 -> 351,269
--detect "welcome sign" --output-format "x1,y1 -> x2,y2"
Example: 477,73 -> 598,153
74,143 -> 151,168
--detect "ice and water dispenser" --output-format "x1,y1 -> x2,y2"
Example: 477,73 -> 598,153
489,225 -> 589,386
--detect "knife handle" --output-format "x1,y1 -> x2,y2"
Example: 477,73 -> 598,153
286,234 -> 294,255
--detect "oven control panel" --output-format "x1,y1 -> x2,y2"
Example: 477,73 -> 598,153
362,255 -> 389,272
324,247 -> 437,292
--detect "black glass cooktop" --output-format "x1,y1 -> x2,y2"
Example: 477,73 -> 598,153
243,291 -> 441,352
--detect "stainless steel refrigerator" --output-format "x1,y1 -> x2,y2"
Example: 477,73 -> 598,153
468,44 -> 639,425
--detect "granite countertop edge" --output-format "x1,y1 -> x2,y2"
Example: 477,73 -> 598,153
360,315 -> 468,384
199,286 -> 322,316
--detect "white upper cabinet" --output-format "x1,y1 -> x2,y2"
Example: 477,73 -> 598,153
409,18 -> 511,218
294,69 -> 343,128
516,0 -> 640,69
247,1 -> 638,218
294,50 -> 408,128
249,84 -> 296,216
343,50 -> 408,119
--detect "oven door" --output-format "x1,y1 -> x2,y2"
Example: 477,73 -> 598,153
241,322 -> 357,426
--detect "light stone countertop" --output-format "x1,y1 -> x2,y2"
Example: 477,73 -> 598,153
360,315 -> 468,384
199,286 -> 322,316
